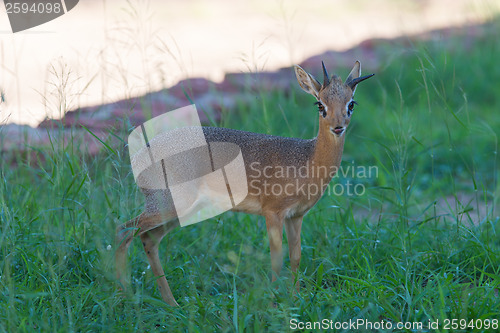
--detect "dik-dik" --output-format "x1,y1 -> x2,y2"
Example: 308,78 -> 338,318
116,61 -> 374,306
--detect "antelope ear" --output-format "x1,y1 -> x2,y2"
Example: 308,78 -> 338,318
294,65 -> 322,99
345,61 -> 361,94
346,61 -> 361,84
346,61 -> 374,94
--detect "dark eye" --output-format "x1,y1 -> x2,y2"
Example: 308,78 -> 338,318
314,101 -> 327,118
347,100 -> 357,116
315,101 -> 325,112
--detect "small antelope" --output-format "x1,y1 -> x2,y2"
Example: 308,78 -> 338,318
116,61 -> 374,306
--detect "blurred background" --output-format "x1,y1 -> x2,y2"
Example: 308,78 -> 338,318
0,0 -> 495,126
2,1 -> 500,330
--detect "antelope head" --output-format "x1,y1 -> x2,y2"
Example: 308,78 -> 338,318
294,61 -> 374,138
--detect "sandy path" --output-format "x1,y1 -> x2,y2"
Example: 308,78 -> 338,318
0,0 -> 494,126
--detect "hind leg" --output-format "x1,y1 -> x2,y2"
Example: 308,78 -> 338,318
115,211 -> 179,305
116,214 -> 142,291
140,222 -> 179,306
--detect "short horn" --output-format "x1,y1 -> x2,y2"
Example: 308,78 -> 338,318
321,61 -> 330,87
348,74 -> 375,89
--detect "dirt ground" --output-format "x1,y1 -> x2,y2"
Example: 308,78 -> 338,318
0,0 -> 496,126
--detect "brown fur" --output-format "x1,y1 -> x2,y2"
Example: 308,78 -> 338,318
116,61 -> 373,306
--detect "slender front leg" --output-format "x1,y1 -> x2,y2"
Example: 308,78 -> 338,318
140,222 -> 179,306
285,216 -> 303,291
264,212 -> 285,282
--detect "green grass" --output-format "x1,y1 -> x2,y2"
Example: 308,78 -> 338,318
2,20 -> 500,332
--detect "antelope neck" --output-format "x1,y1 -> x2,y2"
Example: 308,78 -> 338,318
311,120 -> 345,181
